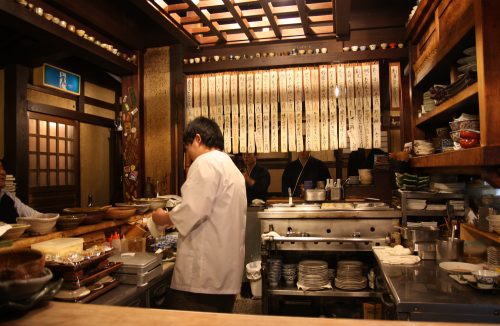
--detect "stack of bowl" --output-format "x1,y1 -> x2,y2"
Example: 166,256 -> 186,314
486,215 -> 500,234
449,114 -> 480,149
56,214 -> 86,231
0,223 -> 30,240
0,249 -> 54,303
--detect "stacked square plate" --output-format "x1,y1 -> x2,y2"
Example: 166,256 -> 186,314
297,260 -> 329,289
334,260 -> 367,290
4,174 -> 16,196
487,246 -> 500,269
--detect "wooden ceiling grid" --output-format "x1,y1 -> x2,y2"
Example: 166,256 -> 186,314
148,0 -> 336,45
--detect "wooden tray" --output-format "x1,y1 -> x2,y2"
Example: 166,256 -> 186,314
61,261 -> 122,290
46,249 -> 116,273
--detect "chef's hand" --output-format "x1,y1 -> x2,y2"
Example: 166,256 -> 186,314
242,171 -> 255,186
152,208 -> 174,228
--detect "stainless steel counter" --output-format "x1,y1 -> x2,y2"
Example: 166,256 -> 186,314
378,259 -> 500,323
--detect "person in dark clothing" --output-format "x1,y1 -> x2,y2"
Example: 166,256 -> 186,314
242,153 -> 270,204
347,148 -> 387,177
281,151 -> 331,197
0,160 -> 40,223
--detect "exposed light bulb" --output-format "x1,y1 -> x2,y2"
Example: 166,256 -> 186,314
334,85 -> 340,98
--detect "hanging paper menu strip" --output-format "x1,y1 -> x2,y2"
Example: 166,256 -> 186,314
231,73 -> 239,153
345,65 -> 357,150
286,69 -> 296,152
319,65 -> 329,151
223,73 -> 232,152
354,65 -> 364,149
201,75 -> 209,117
294,67 -> 304,152
208,75 -> 216,119
254,71 -> 264,153
362,63 -> 373,149
193,76 -> 201,119
246,72 -> 255,153
215,74 -> 224,132
186,76 -> 193,124
311,67 -> 320,151
278,69 -> 288,152
238,73 -> 247,153
371,62 -> 381,148
270,70 -> 279,152
303,67 -> 312,151
337,64 -> 347,148
327,65 -> 338,150
262,71 -> 270,153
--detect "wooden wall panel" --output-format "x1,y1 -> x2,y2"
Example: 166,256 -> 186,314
143,46 -> 172,195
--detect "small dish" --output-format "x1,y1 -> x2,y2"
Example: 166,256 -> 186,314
0,223 -> 30,240
342,46 -> 350,52
351,45 -> 359,51
472,270 -> 499,289
369,44 -> 377,50
54,286 -> 91,300
439,261 -> 482,274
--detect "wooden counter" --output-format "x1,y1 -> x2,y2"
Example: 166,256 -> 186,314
0,214 -> 148,253
5,301 -> 496,326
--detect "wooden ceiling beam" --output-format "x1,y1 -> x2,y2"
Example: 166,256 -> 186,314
166,3 -> 189,13
297,0 -> 312,36
334,0 -> 350,39
308,2 -> 333,11
135,0 -> 198,47
180,14 -> 201,24
259,0 -> 281,39
271,5 -> 298,15
199,0 -> 225,9
185,0 -> 227,43
222,0 -> 256,41
309,15 -> 333,23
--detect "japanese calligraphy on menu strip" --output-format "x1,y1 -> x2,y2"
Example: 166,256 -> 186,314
185,61 -> 382,153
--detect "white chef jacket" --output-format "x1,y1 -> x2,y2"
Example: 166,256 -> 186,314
170,150 -> 247,294
0,190 -> 40,217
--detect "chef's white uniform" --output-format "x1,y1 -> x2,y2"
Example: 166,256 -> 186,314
170,150 -> 247,294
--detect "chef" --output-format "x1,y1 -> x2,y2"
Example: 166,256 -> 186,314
152,117 -> 247,313
242,153 -> 270,204
281,151 -> 331,197
0,159 -> 40,223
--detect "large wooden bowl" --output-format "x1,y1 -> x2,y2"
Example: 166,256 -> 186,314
0,248 -> 45,281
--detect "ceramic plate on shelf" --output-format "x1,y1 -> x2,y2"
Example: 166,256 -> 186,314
463,47 -> 476,56
457,56 -> 476,65
439,261 -> 482,274
457,63 -> 477,73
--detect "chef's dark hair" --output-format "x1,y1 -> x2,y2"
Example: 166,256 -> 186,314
183,116 -> 224,150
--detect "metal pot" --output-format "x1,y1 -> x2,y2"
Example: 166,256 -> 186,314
399,227 -> 439,242
436,238 -> 464,263
304,189 -> 326,202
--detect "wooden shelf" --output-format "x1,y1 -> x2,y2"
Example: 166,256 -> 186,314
461,223 -> 500,244
183,48 -> 408,74
416,83 -> 478,127
1,1 -> 136,75
410,146 -> 500,168
0,215 -> 145,253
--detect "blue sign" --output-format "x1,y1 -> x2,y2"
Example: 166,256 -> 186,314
43,64 -> 80,95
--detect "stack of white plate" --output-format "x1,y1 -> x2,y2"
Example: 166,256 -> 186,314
4,174 -> 16,196
413,140 -> 434,156
487,246 -> 500,269
334,260 -> 367,290
297,260 -> 329,289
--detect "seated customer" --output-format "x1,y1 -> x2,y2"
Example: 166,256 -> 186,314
347,148 -> 386,177
282,151 -> 331,197
242,153 -> 270,205
0,160 -> 40,224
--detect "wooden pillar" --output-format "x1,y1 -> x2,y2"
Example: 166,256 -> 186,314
4,65 -> 30,203
170,44 -> 185,193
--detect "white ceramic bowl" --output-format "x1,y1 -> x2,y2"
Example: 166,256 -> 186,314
472,270 -> 499,289
17,213 -> 60,235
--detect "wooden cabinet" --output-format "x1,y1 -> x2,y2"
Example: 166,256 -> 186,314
405,0 -> 500,183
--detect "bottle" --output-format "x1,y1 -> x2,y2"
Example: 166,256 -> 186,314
87,192 -> 94,207
331,179 -> 342,201
325,179 -> 332,201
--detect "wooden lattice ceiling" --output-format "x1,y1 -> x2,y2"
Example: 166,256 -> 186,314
147,0 -> 338,46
